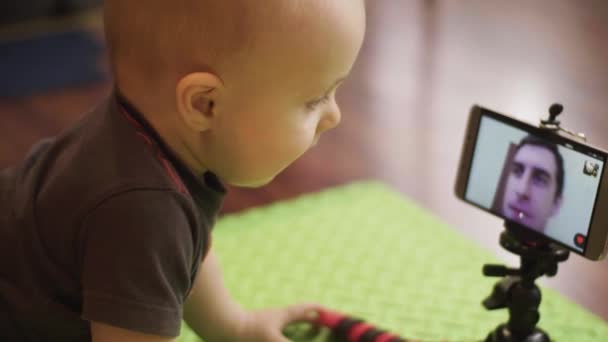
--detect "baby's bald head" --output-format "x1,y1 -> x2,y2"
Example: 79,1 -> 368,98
104,0 -> 341,90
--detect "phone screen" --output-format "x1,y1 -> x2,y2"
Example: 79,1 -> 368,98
464,109 -> 606,253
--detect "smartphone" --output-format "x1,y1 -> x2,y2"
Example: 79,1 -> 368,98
455,105 -> 608,260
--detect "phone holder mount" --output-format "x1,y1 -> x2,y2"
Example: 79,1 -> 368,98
539,103 -> 586,142
482,104 -> 582,342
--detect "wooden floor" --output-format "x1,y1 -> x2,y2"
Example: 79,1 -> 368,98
2,0 -> 608,322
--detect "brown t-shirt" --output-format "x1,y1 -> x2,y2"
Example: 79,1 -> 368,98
0,93 -> 225,341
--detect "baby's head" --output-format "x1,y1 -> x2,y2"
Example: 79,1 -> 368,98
104,0 -> 366,187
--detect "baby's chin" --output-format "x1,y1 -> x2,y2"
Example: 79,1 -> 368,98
227,162 -> 297,188
229,175 -> 276,188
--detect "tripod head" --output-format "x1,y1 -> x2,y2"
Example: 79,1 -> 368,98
482,224 -> 569,342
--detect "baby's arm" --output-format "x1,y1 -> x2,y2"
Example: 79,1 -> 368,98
184,248 -> 320,342
183,248 -> 249,341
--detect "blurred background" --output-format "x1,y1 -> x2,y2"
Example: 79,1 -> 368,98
1,0 -> 607,323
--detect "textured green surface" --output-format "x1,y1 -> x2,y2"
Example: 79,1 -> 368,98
178,181 -> 608,341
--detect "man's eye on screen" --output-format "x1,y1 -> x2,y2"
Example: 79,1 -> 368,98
532,172 -> 550,187
512,164 -> 524,177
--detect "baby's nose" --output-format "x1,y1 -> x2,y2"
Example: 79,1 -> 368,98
317,107 -> 341,135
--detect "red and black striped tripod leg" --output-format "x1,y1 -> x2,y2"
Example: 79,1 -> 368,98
316,308 -> 409,342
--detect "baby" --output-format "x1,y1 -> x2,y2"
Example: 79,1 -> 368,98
0,0 -> 366,341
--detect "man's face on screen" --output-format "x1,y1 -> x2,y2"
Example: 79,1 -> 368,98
502,144 -> 562,231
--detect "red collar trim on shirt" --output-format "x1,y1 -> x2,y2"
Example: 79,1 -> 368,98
115,95 -> 189,195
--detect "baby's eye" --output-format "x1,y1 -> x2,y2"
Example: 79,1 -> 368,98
306,94 -> 330,111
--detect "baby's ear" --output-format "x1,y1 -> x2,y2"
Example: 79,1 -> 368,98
176,72 -> 223,132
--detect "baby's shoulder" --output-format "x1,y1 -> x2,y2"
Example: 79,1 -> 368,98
32,101 -> 188,227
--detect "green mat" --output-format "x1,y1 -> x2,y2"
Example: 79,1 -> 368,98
178,181 -> 608,341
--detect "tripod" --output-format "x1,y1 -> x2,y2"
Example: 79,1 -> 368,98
482,223 -> 569,341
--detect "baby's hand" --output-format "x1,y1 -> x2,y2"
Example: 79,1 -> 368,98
239,303 -> 321,342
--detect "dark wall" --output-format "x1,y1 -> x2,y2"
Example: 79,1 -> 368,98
0,0 -> 102,25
